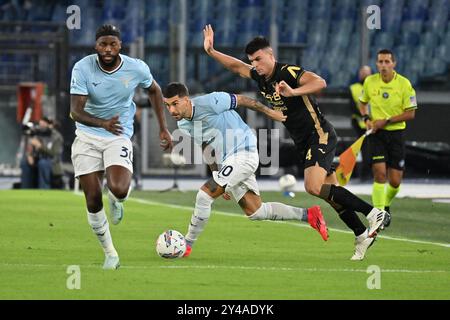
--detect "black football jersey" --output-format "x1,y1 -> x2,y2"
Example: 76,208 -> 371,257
250,62 -> 331,148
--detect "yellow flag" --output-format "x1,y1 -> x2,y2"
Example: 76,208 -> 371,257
336,130 -> 371,186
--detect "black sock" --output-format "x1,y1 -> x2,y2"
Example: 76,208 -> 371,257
329,185 -> 373,216
338,210 -> 367,236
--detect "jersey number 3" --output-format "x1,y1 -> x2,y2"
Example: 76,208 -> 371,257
120,146 -> 133,162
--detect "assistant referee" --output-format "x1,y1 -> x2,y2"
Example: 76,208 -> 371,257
359,49 -> 417,227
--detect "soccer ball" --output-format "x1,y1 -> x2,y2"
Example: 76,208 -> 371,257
278,174 -> 297,191
156,230 -> 186,259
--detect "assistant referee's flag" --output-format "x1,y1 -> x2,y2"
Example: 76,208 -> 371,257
336,130 -> 372,186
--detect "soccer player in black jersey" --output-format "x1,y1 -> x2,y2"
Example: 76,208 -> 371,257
203,24 -> 387,260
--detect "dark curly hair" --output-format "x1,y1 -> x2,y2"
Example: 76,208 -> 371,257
95,24 -> 121,40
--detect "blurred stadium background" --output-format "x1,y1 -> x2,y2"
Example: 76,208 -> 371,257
0,0 -> 449,189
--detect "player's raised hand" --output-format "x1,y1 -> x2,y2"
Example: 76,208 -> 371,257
266,109 -> 287,122
276,81 -> 295,97
159,128 -> 173,151
102,115 -> 123,135
203,24 -> 215,55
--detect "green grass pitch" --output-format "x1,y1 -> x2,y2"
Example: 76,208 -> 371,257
0,189 -> 448,299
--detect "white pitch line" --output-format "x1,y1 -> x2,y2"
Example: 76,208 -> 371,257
0,263 -> 447,274
72,193 -> 450,248
129,197 -> 450,248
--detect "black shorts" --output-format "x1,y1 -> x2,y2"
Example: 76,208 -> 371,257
367,129 -> 405,170
298,121 -> 337,175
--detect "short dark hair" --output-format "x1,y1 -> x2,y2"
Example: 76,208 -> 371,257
163,82 -> 189,98
245,36 -> 271,55
95,24 -> 121,40
377,49 -> 396,62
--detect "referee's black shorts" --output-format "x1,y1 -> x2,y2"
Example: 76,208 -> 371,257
367,129 -> 405,170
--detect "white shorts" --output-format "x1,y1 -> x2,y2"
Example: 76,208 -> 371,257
71,130 -> 133,178
212,151 -> 260,202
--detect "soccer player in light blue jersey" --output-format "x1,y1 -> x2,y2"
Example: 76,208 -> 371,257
163,83 -> 329,258
70,25 -> 172,269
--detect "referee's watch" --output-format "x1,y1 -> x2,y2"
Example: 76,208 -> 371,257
362,114 -> 370,123
385,118 -> 392,124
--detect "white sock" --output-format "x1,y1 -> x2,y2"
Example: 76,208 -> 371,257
248,202 -> 307,221
87,208 -> 118,257
356,229 -> 369,242
185,190 -> 214,245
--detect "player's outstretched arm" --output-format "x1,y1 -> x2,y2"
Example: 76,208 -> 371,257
147,80 -> 173,151
236,95 -> 286,122
203,24 -> 252,79
70,94 -> 123,135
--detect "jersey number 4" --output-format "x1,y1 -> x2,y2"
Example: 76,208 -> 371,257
305,148 -> 312,161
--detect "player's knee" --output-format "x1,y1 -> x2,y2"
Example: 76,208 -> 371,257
238,192 -> 262,216
240,203 -> 257,216
201,178 -> 224,198
389,181 -> 401,189
248,203 -> 269,220
372,165 -> 387,182
373,171 -> 387,183
305,182 -> 322,197
108,183 -> 130,200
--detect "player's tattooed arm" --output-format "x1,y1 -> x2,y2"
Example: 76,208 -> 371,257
70,94 -> 123,135
236,95 -> 286,122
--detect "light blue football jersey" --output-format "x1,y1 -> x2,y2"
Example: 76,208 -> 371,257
177,92 -> 257,161
70,54 -> 153,138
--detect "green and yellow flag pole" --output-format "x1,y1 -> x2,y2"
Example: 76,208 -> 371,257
336,129 -> 372,186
